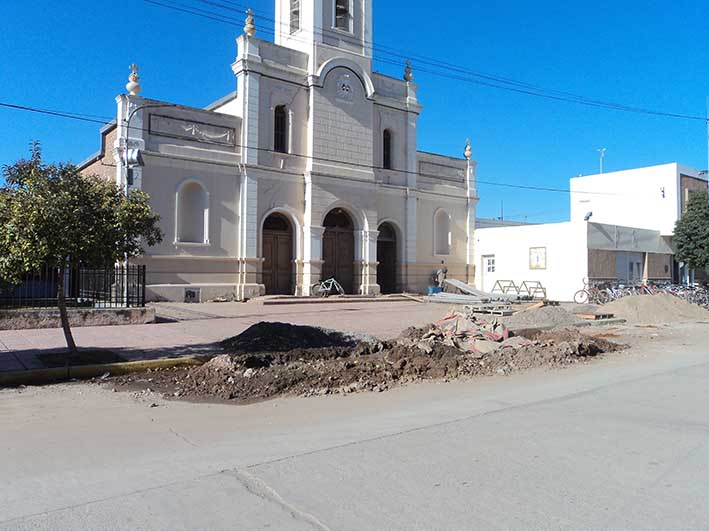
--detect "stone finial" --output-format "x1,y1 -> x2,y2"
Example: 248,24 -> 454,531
403,60 -> 414,82
244,8 -> 256,37
464,139 -> 472,160
126,64 -> 141,96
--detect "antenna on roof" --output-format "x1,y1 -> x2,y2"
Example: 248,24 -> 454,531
597,148 -> 607,174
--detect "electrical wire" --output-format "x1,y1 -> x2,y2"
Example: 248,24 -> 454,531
152,0 -> 709,122
0,99 -> 623,196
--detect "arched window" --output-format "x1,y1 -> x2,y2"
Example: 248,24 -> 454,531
434,209 -> 451,256
176,181 -> 209,244
335,0 -> 351,31
290,0 -> 300,33
274,105 -> 288,154
383,129 -> 393,170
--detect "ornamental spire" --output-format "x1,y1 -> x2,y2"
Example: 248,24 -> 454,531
244,8 -> 256,37
403,60 -> 414,82
464,139 -> 472,161
126,64 -> 141,96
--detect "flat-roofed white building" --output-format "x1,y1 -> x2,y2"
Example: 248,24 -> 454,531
570,163 -> 708,236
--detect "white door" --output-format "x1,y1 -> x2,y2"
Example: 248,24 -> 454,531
481,255 -> 496,292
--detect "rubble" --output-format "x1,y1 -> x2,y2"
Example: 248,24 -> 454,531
107,315 -> 623,403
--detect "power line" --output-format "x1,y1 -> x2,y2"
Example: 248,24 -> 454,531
1,99 -> 620,196
0,102 -> 114,123
152,0 -> 709,122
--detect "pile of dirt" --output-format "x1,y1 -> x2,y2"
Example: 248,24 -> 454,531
605,294 -> 709,325
504,306 -> 586,330
220,322 -> 369,353
109,317 -> 622,403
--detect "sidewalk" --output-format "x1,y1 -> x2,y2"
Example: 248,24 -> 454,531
0,301 -> 448,374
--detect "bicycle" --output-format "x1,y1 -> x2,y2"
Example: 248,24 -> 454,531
311,277 -> 345,298
573,278 -> 611,305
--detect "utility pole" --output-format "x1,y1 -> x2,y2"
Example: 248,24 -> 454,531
597,148 -> 607,174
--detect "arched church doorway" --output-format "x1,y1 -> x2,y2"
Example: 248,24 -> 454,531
262,213 -> 294,295
377,222 -> 398,294
322,208 -> 356,294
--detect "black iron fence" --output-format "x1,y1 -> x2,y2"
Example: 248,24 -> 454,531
0,265 -> 146,310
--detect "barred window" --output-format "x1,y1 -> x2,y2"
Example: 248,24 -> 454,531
383,129 -> 392,170
274,105 -> 288,154
290,0 -> 300,33
335,0 -> 350,31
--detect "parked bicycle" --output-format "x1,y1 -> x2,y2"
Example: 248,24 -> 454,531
573,278 -> 611,305
574,278 -> 709,309
310,277 -> 345,298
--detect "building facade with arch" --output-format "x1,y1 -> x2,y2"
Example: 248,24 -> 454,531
80,0 -> 478,301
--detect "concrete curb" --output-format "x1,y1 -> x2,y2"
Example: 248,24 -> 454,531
0,356 -> 207,388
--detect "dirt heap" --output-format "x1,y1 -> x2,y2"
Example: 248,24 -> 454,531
605,294 -> 709,325
109,317 -> 622,403
504,305 -> 586,330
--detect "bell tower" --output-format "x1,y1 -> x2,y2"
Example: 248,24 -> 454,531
274,0 -> 373,62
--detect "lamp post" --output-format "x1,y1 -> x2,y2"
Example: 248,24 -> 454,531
120,65 -> 176,304
597,147 -> 607,174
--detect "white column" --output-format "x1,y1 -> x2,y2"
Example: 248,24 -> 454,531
359,229 -> 380,295
301,174 -> 323,295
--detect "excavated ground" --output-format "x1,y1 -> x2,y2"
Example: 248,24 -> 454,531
107,320 -> 623,403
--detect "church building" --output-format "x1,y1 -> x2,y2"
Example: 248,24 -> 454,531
80,0 -> 479,301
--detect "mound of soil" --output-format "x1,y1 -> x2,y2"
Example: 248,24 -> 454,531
220,322 -> 365,353
605,294 -> 709,325
109,322 -> 622,403
504,306 -> 586,330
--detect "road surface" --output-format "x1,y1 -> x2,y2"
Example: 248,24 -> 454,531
2,323 -> 709,529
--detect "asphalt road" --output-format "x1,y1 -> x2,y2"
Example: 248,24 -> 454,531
2,323 -> 709,530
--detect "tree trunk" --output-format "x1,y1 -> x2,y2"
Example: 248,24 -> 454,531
56,266 -> 78,358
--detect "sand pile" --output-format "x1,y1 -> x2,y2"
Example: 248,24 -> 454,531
605,294 -> 709,325
504,306 -> 586,330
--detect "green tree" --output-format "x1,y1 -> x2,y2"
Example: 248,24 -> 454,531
0,143 -> 163,355
674,190 -> 709,271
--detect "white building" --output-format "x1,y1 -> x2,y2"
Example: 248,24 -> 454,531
80,1 -> 478,301
472,163 -> 707,301
475,221 -> 673,301
570,163 -> 708,236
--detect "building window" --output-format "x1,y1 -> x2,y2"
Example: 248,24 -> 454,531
335,0 -> 351,31
484,256 -> 496,273
274,105 -> 288,154
383,129 -> 392,170
176,181 -> 209,244
434,209 -> 451,256
290,0 -> 300,33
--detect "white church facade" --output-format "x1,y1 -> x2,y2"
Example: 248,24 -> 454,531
80,0 -> 478,301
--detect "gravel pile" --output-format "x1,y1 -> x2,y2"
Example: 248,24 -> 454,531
504,306 -> 586,330
605,294 -> 709,325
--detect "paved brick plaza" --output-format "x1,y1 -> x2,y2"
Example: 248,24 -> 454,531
0,301 -> 449,372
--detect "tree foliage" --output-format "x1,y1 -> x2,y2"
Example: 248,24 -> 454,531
674,190 -> 709,270
0,142 -> 163,354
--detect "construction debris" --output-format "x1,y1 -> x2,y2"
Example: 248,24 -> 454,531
107,315 -> 622,403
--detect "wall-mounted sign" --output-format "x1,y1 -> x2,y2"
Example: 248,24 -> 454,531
529,247 -> 547,270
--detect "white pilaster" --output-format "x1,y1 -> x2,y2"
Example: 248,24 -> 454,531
114,94 -> 146,193
465,144 -> 479,285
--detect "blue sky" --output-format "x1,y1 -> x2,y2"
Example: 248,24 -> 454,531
1,0 -> 708,222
